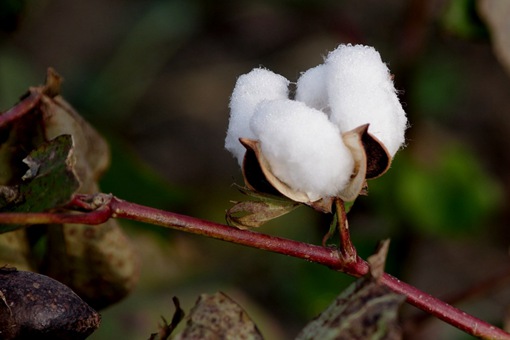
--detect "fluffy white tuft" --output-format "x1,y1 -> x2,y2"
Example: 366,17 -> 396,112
295,64 -> 329,113
250,99 -> 354,201
326,44 -> 407,156
225,68 -> 290,165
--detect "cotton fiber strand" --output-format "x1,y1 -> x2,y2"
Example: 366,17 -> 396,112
225,68 -> 290,165
326,44 -> 407,156
250,99 -> 354,201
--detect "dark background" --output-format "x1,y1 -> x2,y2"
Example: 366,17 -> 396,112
2,0 -> 510,339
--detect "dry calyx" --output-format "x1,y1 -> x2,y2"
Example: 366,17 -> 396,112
225,44 -> 407,216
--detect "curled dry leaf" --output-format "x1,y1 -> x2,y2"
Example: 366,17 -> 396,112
148,297 -> 185,340
0,267 -> 101,339
367,239 -> 391,281
296,240 -> 404,340
38,70 -> 140,310
226,195 -> 300,229
239,124 -> 390,212
174,292 -> 263,340
478,0 -> 510,76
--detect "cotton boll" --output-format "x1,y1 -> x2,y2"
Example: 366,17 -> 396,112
225,68 -> 290,165
326,44 -> 407,156
250,99 -> 354,201
295,64 -> 329,113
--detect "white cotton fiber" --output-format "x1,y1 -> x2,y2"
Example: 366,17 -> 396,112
225,68 -> 290,165
250,99 -> 354,201
326,44 -> 407,156
295,64 -> 329,113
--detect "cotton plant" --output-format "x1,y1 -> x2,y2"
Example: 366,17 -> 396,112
225,44 -> 407,229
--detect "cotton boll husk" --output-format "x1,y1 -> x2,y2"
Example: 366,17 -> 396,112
225,68 -> 290,165
295,64 -> 329,113
250,99 -> 354,201
326,44 -> 407,156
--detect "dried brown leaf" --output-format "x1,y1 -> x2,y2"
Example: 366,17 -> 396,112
0,68 -> 139,309
174,292 -> 263,340
479,0 -> 510,76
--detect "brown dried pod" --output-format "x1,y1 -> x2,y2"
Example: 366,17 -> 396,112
340,124 -> 391,200
240,138 -> 334,213
239,124 -> 391,211
0,267 -> 101,339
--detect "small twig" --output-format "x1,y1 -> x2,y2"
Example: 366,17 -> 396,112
0,91 -> 42,128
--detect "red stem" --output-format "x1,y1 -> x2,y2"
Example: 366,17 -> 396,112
381,274 -> 508,339
335,198 -> 357,263
109,197 -> 367,276
0,206 -> 111,225
0,90 -> 41,127
107,197 -> 510,339
1,194 -> 509,339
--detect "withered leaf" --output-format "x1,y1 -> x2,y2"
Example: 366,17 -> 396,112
367,239 -> 391,281
227,199 -> 300,229
296,278 -> 405,340
174,292 -> 263,340
0,267 -> 101,339
148,296 -> 185,340
296,241 -> 404,340
226,185 -> 300,229
478,0 -> 510,76
0,68 -> 140,310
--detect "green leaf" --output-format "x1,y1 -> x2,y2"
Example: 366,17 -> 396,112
18,134 -> 79,212
296,276 -> 405,340
0,135 -> 79,233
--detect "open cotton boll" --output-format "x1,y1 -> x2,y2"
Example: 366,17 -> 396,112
326,44 -> 407,156
250,99 -> 354,201
295,64 -> 329,113
225,68 -> 290,165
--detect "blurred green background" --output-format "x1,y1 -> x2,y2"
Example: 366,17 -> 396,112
2,0 -> 510,339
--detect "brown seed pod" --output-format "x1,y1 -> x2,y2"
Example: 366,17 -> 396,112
0,267 -> 100,339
